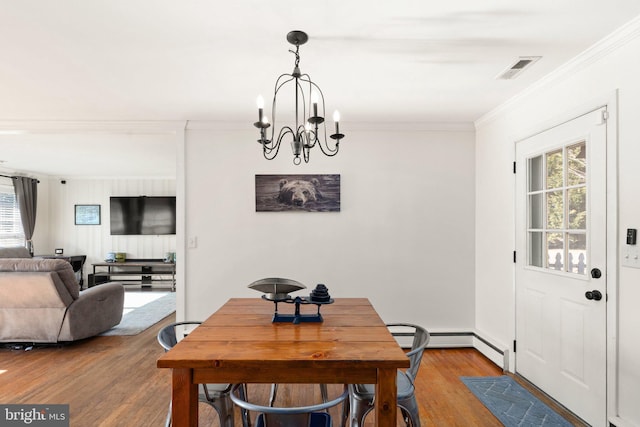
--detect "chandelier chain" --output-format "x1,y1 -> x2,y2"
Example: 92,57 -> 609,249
289,45 -> 301,69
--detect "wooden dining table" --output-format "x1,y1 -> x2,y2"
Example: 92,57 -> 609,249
157,297 -> 410,427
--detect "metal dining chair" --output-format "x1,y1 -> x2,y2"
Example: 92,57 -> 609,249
347,323 -> 430,427
269,383 -> 329,407
269,384 -> 348,427
157,321 -> 247,427
231,383 -> 348,427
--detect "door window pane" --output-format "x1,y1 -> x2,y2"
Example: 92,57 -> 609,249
567,142 -> 586,186
546,190 -> 564,229
529,194 -> 543,229
546,150 -> 563,189
567,233 -> 587,275
547,232 -> 564,271
529,232 -> 544,267
568,187 -> 586,230
528,155 -> 543,192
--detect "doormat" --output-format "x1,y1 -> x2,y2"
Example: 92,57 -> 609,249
460,376 -> 572,427
101,292 -> 175,336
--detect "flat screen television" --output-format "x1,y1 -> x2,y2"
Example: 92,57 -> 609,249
110,196 -> 176,235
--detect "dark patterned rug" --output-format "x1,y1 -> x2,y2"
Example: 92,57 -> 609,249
461,376 -> 572,427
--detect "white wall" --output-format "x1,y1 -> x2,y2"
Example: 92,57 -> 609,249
182,123 -> 476,335
42,177 -> 176,283
475,18 -> 640,426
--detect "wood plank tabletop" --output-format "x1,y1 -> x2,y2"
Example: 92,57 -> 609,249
186,325 -> 395,342
157,298 -> 408,370
157,297 -> 409,427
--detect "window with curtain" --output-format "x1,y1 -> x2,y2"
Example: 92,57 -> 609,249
0,177 -> 25,247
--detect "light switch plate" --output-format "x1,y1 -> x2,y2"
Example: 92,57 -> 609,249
622,245 -> 640,269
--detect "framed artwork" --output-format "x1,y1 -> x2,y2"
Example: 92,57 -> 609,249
75,204 -> 101,225
256,174 -> 340,212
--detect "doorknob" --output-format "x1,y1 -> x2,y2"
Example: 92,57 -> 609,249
585,290 -> 603,301
590,268 -> 602,279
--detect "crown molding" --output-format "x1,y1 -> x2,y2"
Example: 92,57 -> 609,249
0,119 -> 474,135
0,119 -> 474,134
475,14 -> 640,129
185,120 -> 249,131
345,121 -> 475,132
0,120 -> 188,135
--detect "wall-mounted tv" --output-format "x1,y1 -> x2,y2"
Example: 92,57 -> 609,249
110,196 -> 176,235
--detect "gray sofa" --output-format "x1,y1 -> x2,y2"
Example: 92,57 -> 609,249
0,248 -> 124,343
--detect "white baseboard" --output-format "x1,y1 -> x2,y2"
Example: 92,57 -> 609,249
472,336 -> 509,371
394,330 -> 473,349
427,333 -> 474,348
421,331 -> 509,371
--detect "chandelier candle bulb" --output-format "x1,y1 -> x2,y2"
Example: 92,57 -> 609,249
257,95 -> 265,122
312,91 -> 319,118
333,110 -> 340,134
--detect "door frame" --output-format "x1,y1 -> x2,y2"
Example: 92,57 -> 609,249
511,90 -> 619,422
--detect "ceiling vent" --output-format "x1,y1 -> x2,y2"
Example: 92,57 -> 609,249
496,56 -> 541,80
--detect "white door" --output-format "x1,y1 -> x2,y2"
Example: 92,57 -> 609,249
515,107 -> 607,426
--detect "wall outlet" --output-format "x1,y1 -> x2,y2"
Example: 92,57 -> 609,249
55,248 -> 63,255
622,245 -> 640,269
188,236 -> 197,249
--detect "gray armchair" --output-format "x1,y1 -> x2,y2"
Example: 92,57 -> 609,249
0,256 -> 124,343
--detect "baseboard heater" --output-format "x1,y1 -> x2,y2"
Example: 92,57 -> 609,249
426,331 -> 501,351
417,331 -> 508,371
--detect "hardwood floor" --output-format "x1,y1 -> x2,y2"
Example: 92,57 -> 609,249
0,314 -> 586,426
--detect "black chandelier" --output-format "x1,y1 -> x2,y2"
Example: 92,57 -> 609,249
254,30 -> 344,165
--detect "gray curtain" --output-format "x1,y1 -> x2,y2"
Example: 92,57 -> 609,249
13,176 -> 38,255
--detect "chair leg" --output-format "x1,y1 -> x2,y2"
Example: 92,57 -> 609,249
348,385 -> 373,427
340,385 -> 349,427
398,397 -> 421,427
165,401 -> 172,427
269,383 -> 278,407
401,408 -> 411,427
213,394 -> 235,427
239,384 -> 251,427
320,384 -> 329,404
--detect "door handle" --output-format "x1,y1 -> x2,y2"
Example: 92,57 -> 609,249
585,290 -> 603,301
590,268 -> 602,279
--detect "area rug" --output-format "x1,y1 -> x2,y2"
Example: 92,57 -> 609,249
460,376 -> 572,427
101,292 -> 176,336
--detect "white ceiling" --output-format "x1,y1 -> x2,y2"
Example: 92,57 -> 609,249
1,0 -> 639,177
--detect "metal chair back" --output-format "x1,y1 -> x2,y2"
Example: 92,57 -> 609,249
230,384 -> 348,427
387,323 -> 430,382
157,321 -> 201,351
157,321 -> 237,427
